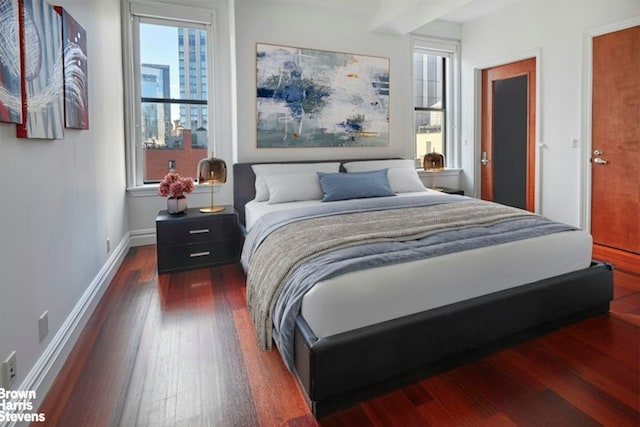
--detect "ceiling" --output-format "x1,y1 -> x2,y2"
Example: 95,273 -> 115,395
235,0 -> 527,31
439,0 -> 528,23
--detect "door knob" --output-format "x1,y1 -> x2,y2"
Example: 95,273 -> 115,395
592,157 -> 608,165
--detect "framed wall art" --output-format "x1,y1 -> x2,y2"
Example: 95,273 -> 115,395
16,0 -> 64,139
55,6 -> 89,130
0,0 -> 23,124
256,43 -> 389,148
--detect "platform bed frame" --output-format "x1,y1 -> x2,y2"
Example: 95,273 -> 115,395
233,160 -> 614,418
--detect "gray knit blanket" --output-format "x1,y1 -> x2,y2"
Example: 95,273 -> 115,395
246,197 -> 566,356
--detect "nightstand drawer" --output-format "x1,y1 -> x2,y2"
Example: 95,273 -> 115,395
157,215 -> 237,246
157,240 -> 239,273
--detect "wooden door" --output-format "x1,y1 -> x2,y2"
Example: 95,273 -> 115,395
591,26 -> 640,257
481,58 -> 536,211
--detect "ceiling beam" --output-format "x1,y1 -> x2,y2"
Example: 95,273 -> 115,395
370,0 -> 472,35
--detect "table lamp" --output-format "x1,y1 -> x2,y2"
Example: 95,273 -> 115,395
197,153 -> 227,213
423,152 -> 445,191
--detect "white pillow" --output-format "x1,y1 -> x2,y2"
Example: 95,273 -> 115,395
343,159 -> 426,193
343,159 -> 415,172
252,162 -> 340,201
387,168 -> 427,193
264,172 -> 324,204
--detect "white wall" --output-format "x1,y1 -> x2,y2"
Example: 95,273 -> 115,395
458,0 -> 640,226
234,1 -> 414,163
0,0 -> 127,406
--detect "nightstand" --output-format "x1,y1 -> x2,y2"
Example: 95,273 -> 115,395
438,187 -> 464,195
156,205 -> 242,274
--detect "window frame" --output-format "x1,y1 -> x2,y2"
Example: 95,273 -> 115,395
411,36 -> 460,169
122,2 -> 216,189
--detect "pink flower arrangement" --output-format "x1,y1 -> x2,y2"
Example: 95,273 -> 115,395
158,173 -> 195,198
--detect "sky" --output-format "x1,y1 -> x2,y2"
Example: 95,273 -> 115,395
140,23 -> 180,98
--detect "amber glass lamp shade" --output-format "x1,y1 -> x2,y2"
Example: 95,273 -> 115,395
423,152 -> 445,191
197,154 -> 227,213
423,152 -> 445,171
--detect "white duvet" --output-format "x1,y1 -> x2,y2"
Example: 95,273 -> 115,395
245,192 -> 593,339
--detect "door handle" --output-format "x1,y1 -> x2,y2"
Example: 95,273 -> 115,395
481,151 -> 490,165
592,158 -> 608,165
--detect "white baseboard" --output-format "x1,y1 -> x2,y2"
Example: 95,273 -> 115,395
129,228 -> 156,247
1,234 -> 131,427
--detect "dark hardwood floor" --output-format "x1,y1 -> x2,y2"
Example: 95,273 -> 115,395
594,244 -> 640,328
36,245 -> 640,426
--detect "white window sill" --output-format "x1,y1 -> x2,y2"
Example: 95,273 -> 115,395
127,183 -> 222,198
416,168 -> 461,177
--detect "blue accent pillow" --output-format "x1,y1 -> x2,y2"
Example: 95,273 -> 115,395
317,169 -> 396,202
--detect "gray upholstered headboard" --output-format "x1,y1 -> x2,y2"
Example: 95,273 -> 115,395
233,158 -> 401,226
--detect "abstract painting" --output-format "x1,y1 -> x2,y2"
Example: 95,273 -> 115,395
55,6 -> 89,129
16,0 -> 64,139
0,0 -> 22,124
256,43 -> 389,148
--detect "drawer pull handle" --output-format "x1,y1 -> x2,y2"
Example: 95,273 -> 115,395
190,251 -> 211,258
189,228 -> 210,234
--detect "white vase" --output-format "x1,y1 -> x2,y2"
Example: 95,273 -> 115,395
167,196 -> 187,214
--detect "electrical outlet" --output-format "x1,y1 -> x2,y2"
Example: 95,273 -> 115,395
2,351 -> 17,389
107,238 -> 111,253
39,311 -> 49,343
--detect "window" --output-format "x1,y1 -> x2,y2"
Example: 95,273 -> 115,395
124,4 -> 214,186
412,37 -> 459,168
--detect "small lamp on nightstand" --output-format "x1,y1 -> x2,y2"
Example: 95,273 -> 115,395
423,151 -> 445,191
197,153 -> 227,213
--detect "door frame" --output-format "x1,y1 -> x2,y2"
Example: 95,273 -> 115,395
581,16 -> 640,231
473,49 -> 541,212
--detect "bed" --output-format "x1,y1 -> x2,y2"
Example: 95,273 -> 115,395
233,159 -> 614,417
